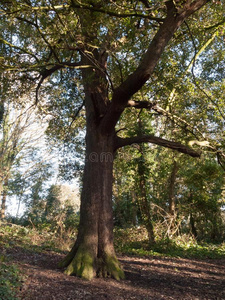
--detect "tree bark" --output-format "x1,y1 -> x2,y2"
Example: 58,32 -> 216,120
0,187 -> 7,219
59,128 -> 124,280
0,178 -> 8,220
0,180 -> 4,220
130,190 -> 138,227
138,165 -> 155,244
116,135 -> 200,157
168,160 -> 178,234
190,212 -> 198,238
59,51 -> 124,280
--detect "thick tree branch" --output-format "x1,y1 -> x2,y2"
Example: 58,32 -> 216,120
70,0 -> 163,22
100,0 -> 208,135
115,135 -> 201,158
36,62 -> 81,104
127,100 -> 157,109
35,65 -> 64,104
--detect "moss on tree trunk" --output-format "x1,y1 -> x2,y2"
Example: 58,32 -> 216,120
62,243 -> 124,280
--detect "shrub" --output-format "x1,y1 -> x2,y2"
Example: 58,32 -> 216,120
0,258 -> 22,300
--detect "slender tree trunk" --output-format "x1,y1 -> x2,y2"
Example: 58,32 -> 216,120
136,145 -> 155,245
138,164 -> 155,244
16,197 -> 21,218
0,180 -> 3,219
135,116 -> 155,244
168,160 -> 178,235
0,179 -> 7,220
131,190 -> 138,226
190,213 -> 197,238
0,188 -> 7,219
113,177 -> 124,227
210,216 -> 220,241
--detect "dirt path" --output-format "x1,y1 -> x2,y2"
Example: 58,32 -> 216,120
6,247 -> 225,300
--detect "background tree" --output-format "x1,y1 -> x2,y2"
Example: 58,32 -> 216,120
0,100 -> 47,219
23,183 -> 80,234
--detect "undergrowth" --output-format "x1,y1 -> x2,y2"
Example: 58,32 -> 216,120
114,226 -> 225,259
1,222 -> 224,298
0,221 -> 76,299
0,221 -> 75,253
1,222 -> 225,260
0,257 -> 22,300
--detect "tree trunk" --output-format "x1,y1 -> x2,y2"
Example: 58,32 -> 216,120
59,126 -> 124,280
0,181 -> 4,220
138,167 -> 155,244
16,197 -> 21,218
0,189 -> 7,219
168,160 -> 178,235
137,146 -> 155,245
131,190 -> 138,227
190,213 -> 197,238
0,179 -> 7,220
113,177 -> 124,227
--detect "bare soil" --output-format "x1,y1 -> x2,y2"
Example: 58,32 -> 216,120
5,247 -> 225,300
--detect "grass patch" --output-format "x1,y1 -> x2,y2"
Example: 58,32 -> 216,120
151,238 -> 225,259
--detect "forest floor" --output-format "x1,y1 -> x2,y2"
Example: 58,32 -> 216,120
4,245 -> 225,300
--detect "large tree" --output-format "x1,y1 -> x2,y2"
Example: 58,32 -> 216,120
1,0 -> 224,279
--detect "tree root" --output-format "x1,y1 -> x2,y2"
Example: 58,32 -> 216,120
97,253 -> 125,280
64,245 -> 95,280
60,244 -> 125,280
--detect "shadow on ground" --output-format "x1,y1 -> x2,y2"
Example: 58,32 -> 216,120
4,246 -> 225,300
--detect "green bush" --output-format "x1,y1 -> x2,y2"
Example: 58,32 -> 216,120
0,258 -> 22,300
